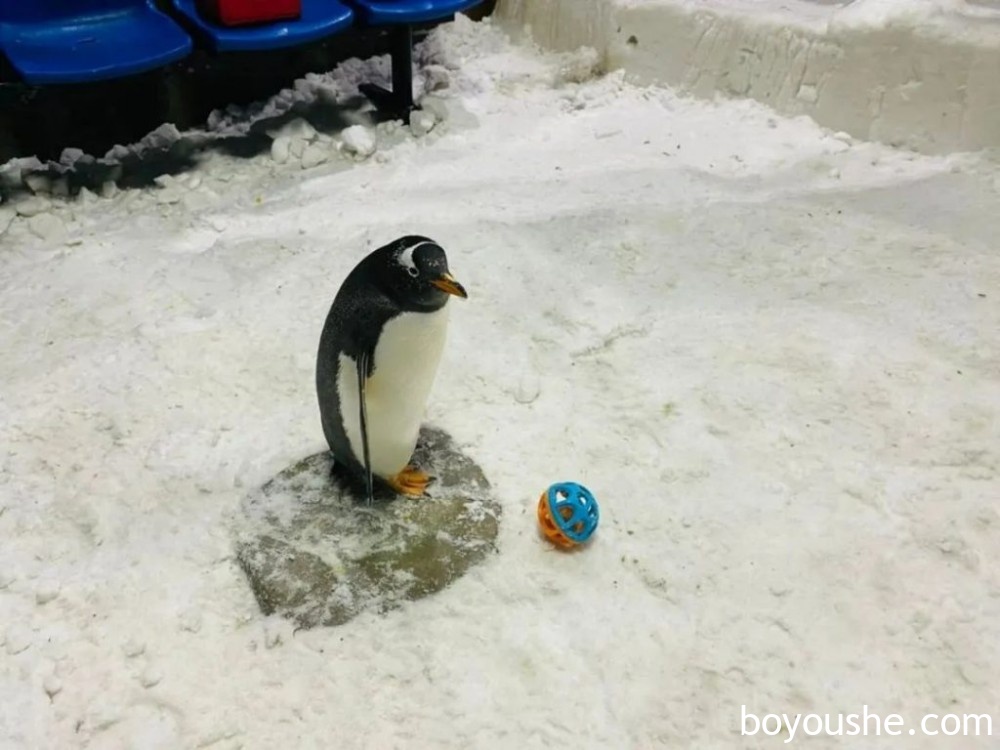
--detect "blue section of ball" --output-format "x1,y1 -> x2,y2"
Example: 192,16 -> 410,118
546,482 -> 600,543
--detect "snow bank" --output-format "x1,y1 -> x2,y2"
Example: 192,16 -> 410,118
495,0 -> 1000,153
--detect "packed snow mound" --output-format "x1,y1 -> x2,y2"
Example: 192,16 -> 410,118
831,0 -> 1000,26
496,0 -> 1000,153
0,26 -> 455,194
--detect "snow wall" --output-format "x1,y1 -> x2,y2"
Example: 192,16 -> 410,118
493,0 -> 1000,154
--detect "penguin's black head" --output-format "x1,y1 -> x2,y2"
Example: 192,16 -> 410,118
375,236 -> 468,311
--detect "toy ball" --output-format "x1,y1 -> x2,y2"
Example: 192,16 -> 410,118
537,482 -> 600,549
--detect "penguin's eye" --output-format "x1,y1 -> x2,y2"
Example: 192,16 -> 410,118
406,266 -> 419,278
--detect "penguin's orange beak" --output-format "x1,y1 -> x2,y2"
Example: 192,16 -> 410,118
431,273 -> 468,299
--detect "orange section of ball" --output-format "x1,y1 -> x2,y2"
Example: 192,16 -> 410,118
537,492 -> 578,549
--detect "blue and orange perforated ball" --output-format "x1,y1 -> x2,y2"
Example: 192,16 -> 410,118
537,482 -> 600,549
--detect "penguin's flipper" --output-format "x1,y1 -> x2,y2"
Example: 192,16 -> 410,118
356,350 -> 375,506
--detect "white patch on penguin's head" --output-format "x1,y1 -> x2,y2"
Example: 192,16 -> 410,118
377,235 -> 466,310
397,241 -> 434,278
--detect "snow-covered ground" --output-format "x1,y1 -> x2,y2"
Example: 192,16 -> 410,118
2,15 -> 999,750
496,0 -> 1000,153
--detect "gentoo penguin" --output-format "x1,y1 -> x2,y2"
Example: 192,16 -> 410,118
316,235 -> 467,504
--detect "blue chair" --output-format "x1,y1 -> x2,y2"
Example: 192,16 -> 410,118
0,1 -> 193,84
346,0 -> 484,118
348,0 -> 482,24
169,0 -> 354,52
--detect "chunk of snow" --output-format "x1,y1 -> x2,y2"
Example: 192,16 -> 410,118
301,143 -> 330,169
830,0 -> 968,28
554,46 -> 601,85
59,148 -> 86,167
340,125 -> 377,158
271,136 -> 292,164
27,213 -> 65,241
274,117 -> 318,142
423,64 -> 451,92
16,197 -> 51,217
419,95 -> 451,124
77,187 -> 99,204
0,207 -> 14,235
24,174 -> 52,196
409,110 -> 437,137
156,189 -> 183,206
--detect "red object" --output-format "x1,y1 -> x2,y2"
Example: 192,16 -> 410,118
199,0 -> 302,26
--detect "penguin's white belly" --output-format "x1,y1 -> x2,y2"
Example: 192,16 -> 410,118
338,307 -> 450,478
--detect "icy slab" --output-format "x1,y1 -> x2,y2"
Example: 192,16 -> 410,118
496,0 -> 1000,153
236,426 -> 501,629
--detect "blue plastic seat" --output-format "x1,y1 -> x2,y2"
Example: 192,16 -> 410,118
346,0 -> 481,25
170,0 -> 354,52
0,1 -> 193,84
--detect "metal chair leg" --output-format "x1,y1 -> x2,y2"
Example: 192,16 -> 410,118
359,25 -> 415,120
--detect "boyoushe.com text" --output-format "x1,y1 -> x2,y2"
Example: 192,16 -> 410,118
742,705 -> 993,743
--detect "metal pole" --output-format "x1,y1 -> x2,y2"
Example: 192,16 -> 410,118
390,25 -> 413,114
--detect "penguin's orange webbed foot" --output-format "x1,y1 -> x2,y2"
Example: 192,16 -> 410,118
387,466 -> 432,497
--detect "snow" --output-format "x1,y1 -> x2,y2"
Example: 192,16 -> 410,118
831,0 -> 1000,26
496,0 -> 1000,153
409,109 -> 438,137
341,125 -> 378,158
2,13 -> 1000,750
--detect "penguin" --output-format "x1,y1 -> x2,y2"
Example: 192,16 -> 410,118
316,235 -> 468,505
